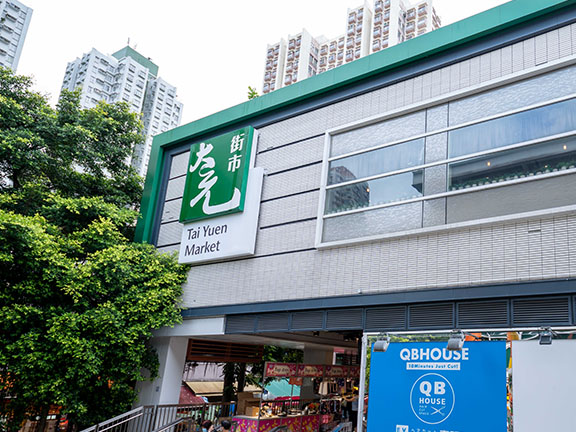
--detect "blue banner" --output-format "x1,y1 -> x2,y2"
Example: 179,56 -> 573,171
367,341 -> 507,432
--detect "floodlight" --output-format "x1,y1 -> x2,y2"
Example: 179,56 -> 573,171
539,328 -> 553,345
447,331 -> 465,351
373,334 -> 391,352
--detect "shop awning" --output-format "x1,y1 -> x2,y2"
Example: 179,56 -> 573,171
186,381 -> 260,396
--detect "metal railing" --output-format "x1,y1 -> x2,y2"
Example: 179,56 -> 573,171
80,402 -> 236,432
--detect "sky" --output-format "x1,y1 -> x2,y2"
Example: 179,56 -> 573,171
17,0 -> 511,125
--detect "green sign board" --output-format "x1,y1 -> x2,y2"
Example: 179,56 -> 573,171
179,126 -> 255,223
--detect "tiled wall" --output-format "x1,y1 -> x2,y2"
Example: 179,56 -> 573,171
155,23 -> 576,308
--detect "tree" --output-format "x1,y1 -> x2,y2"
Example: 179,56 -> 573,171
0,67 -> 143,207
0,68 -> 188,431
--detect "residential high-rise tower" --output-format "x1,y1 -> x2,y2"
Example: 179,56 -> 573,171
61,46 -> 183,176
262,0 -> 440,94
0,0 -> 32,70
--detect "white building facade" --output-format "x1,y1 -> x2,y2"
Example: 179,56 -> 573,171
135,4 -> 576,428
60,46 -> 183,177
0,0 -> 32,71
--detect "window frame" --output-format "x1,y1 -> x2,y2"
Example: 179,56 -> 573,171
315,55 -> 576,248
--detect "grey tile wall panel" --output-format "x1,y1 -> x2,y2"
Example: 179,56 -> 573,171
547,29 -> 560,62
165,176 -> 186,201
541,218 -> 556,279
447,174 -> 576,224
558,26 -> 572,57
501,45 -> 513,76
490,50 -> 502,80
572,23 -> 576,55
161,198 -> 181,224
255,220 -> 316,256
413,75 -> 424,105
535,33 -> 548,65
157,222 -> 182,247
449,63 -> 460,92
423,198 -> 446,228
259,191 -> 319,227
426,105 -> 448,133
424,165 -> 447,195
512,41 -> 525,73
174,25 -> 576,309
425,132 -> 447,163
258,106 -> 331,150
261,164 -> 321,201
568,214 -> 576,274
170,152 -> 190,178
523,37 -> 536,69
554,216 -> 570,277
491,225 -> 506,282
459,58 -> 471,88
479,52 -> 492,83
255,136 -> 324,174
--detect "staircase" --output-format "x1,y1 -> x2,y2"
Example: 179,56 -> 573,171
80,402 -> 236,432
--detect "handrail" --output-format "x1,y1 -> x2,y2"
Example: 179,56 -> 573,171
80,402 -> 236,432
151,417 -> 192,432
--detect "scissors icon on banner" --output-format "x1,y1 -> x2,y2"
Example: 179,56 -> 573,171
431,406 -> 445,416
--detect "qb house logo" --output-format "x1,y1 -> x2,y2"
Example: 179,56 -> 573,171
366,342 -> 507,432
179,127 -> 255,223
178,127 -> 264,264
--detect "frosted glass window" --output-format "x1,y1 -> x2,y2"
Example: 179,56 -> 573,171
328,139 -> 424,185
449,65 -> 576,126
331,111 -> 425,157
325,170 -> 423,214
322,202 -> 423,242
449,98 -> 576,158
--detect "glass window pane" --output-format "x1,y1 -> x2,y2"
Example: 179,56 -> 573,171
449,98 -> 576,158
322,202 -> 423,242
325,170 -> 423,214
448,137 -> 576,191
331,111 -> 425,157
449,65 -> 576,126
328,138 -> 424,185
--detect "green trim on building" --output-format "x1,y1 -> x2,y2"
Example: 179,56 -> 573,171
112,46 -> 159,77
134,0 -> 576,244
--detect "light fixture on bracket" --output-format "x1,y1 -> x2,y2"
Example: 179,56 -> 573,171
373,333 -> 391,352
539,327 -> 553,345
447,331 -> 465,351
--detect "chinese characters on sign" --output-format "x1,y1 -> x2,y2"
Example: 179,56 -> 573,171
178,127 -> 264,264
180,127 -> 255,223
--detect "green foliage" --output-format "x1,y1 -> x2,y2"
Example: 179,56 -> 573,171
247,86 -> 259,100
0,67 -> 144,207
0,69 -> 189,431
245,346 -> 304,388
0,194 -> 188,430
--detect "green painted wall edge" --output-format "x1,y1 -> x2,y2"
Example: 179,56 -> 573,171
134,0 -> 576,244
112,46 -> 160,77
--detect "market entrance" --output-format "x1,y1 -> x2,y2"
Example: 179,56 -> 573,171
178,331 -> 362,432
